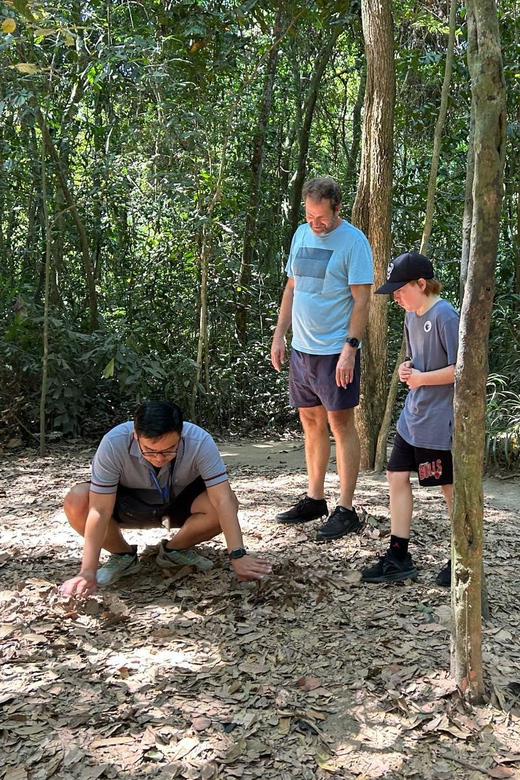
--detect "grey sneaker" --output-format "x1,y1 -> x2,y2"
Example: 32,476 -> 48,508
156,542 -> 214,572
96,546 -> 141,586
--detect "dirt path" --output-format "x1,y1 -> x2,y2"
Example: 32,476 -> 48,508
1,440 -> 519,780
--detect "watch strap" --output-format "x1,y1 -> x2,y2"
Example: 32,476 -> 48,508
228,547 -> 248,559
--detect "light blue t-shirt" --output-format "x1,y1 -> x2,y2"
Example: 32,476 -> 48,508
397,299 -> 460,450
286,220 -> 373,354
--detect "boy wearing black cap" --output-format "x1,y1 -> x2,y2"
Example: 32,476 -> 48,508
361,252 -> 459,585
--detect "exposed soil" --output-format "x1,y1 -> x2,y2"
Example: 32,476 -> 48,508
1,439 -> 519,780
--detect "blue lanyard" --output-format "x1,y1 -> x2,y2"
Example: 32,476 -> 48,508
148,463 -> 173,503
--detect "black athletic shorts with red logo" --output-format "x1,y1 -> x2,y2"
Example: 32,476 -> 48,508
387,432 -> 453,487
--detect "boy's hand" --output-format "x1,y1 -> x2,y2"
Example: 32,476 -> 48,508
404,368 -> 423,389
398,360 -> 413,382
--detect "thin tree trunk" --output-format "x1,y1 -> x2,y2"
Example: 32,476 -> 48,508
344,60 -> 366,204
460,105 -> 475,301
516,180 -> 520,297
191,221 -> 211,420
421,0 -> 457,254
374,0 -> 457,472
374,339 -> 406,471
235,8 -> 282,345
39,132 -> 52,457
191,13 -> 303,413
285,27 -> 342,249
451,0 -> 506,702
35,107 -> 98,332
351,0 -> 395,470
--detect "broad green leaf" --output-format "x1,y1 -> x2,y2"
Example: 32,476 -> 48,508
103,357 -> 115,378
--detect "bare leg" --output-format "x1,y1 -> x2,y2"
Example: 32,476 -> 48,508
441,483 -> 453,517
63,483 -> 134,554
387,470 -> 413,538
299,406 -> 330,500
165,491 -> 226,550
327,408 -> 359,510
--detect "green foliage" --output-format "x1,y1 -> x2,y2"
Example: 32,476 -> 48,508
485,374 -> 520,469
0,0 -> 518,456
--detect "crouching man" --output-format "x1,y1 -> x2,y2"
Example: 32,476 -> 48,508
61,400 -> 272,597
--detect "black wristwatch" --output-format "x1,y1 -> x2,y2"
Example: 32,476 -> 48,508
346,336 -> 360,348
228,547 -> 248,560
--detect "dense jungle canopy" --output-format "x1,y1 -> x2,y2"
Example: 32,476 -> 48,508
0,0 -> 519,458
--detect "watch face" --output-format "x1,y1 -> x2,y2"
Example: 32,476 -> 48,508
348,337 -> 359,347
230,548 -> 247,559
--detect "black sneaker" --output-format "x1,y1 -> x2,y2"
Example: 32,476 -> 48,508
276,496 -> 328,524
435,559 -> 451,586
316,505 -> 364,541
361,550 -> 418,583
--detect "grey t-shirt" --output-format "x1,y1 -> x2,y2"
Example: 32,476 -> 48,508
90,421 -> 228,504
397,298 -> 459,450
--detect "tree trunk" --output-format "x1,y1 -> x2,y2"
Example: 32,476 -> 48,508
344,60 -> 366,205
351,0 -> 395,470
35,107 -> 98,332
460,105 -> 475,301
191,221 -> 211,421
235,8 -> 282,345
39,131 -> 52,457
285,27 -> 342,249
374,0 -> 457,472
451,0 -> 506,702
421,0 -> 457,255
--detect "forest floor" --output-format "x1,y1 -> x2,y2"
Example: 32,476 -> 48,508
1,439 -> 520,780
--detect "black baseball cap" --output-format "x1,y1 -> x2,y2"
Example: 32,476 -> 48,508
375,252 -> 434,294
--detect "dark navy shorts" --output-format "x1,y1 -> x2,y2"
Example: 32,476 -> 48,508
387,433 -> 453,487
289,348 -> 361,411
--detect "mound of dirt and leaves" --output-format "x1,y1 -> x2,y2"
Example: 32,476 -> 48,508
1,440 -> 519,780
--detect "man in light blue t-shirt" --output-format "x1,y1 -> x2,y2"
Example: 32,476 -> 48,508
271,176 -> 373,540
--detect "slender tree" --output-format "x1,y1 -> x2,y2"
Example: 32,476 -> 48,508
39,125 -> 51,457
285,25 -> 342,247
450,0 -> 506,702
235,7 -> 283,346
374,0 -> 458,472
351,0 -> 395,470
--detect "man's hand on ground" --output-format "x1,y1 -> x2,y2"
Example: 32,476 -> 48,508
61,571 -> 98,598
231,555 -> 272,581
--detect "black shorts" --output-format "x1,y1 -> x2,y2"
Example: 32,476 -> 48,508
387,433 -> 453,487
113,477 -> 206,529
289,348 -> 361,411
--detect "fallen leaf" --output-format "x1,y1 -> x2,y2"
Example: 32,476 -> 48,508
488,768 -> 517,778
297,676 -> 322,691
192,716 -> 212,731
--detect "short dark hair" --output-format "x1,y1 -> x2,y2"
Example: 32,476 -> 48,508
134,401 -> 183,440
302,176 -> 342,210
